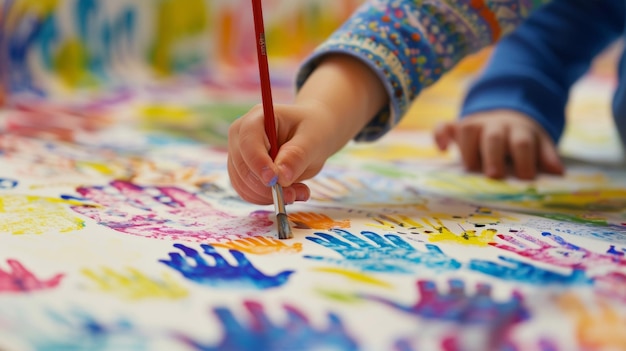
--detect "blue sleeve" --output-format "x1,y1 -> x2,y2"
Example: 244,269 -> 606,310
296,0 -> 550,141
461,0 -> 625,143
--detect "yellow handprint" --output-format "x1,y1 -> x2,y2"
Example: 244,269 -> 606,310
368,214 -> 497,247
82,267 -> 188,300
0,195 -> 87,235
289,212 -> 350,230
558,293 -> 626,350
212,236 -> 302,255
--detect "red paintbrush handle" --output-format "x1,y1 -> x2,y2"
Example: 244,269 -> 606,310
251,0 -> 279,160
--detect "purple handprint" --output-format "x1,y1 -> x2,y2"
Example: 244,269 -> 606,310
367,280 -> 528,351
305,229 -> 461,273
71,180 -> 273,243
176,300 -> 359,351
469,256 -> 591,286
490,231 -> 626,270
159,243 -> 293,289
364,279 -> 528,325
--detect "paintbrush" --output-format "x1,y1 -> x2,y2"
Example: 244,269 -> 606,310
251,0 -> 293,239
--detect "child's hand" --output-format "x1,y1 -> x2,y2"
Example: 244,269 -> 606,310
228,55 -> 388,205
227,103 -> 335,205
434,110 -> 564,179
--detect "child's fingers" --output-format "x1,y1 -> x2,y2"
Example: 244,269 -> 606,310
480,123 -> 507,179
538,134 -> 565,175
508,126 -> 537,180
433,122 -> 456,151
456,123 -> 482,172
229,106 -> 278,186
227,154 -> 273,204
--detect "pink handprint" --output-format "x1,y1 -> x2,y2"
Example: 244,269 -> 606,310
71,180 -> 273,243
0,259 -> 64,292
490,231 -> 626,270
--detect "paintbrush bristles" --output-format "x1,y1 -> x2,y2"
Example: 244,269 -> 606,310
271,184 -> 293,239
276,213 -> 292,240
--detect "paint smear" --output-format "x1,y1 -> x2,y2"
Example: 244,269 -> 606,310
313,267 -> 392,288
289,211 -> 350,230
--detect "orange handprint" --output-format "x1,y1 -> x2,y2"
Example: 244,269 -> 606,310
289,212 -> 350,230
212,236 -> 302,255
558,293 -> 626,350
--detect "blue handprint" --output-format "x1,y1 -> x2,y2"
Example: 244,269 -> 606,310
176,300 -> 359,351
25,309 -> 149,351
469,256 -> 592,286
159,243 -> 293,289
305,229 -> 461,273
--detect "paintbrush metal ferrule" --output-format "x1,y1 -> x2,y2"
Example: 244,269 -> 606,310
271,184 -> 292,239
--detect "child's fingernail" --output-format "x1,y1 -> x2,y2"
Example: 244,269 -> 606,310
261,167 -> 277,186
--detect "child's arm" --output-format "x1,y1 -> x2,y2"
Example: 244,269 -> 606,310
436,0 -> 625,179
228,0 -> 550,205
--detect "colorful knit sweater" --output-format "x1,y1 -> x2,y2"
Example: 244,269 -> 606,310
297,0 -> 551,141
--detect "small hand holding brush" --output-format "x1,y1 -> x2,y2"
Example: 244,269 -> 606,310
251,0 -> 293,239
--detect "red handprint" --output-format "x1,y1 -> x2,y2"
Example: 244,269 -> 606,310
0,259 -> 64,292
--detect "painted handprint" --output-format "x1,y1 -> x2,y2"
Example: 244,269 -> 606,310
0,259 -> 64,292
366,280 -> 528,351
31,309 -> 150,351
176,300 -> 359,351
594,271 -> 626,302
82,266 -> 188,300
71,180 -> 273,243
212,236 -> 302,255
469,256 -> 591,286
490,231 -> 626,269
363,279 -> 528,325
370,214 -> 497,247
0,194 -> 85,235
289,211 -> 350,230
558,293 -> 626,350
159,243 -> 293,289
305,229 -> 461,273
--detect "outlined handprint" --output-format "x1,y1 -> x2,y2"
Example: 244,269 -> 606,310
369,214 -> 497,247
176,300 -> 359,351
0,194 -> 86,234
490,231 -> 626,269
211,236 -> 302,255
159,243 -> 293,289
305,229 -> 461,273
82,267 -> 188,300
0,259 -> 64,292
71,180 -> 273,243
558,293 -> 626,350
469,256 -> 591,286
289,212 -> 350,230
